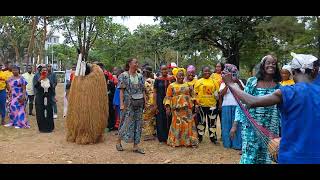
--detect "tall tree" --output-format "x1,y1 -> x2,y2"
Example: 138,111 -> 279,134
157,16 -> 271,68
0,16 -> 31,65
240,16 -> 307,71
57,16 -> 112,61
26,16 -> 38,65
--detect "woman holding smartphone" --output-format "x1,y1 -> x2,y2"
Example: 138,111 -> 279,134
34,66 -> 55,133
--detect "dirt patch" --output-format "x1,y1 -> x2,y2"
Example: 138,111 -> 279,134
0,84 -> 240,164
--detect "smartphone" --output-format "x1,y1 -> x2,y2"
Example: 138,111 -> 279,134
41,71 -> 47,77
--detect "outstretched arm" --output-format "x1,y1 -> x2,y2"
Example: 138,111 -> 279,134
223,73 -> 282,107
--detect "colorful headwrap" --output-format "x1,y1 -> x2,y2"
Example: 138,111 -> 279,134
187,65 -> 196,73
222,64 -> 239,78
172,67 -> 186,77
290,52 -> 318,74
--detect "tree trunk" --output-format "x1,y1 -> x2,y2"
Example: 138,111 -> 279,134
14,45 -> 20,64
27,16 -> 37,66
77,18 -> 83,56
33,51 -> 38,68
39,16 -> 47,64
6,28 -> 20,64
84,17 -> 96,62
83,17 -> 87,58
222,44 -> 240,69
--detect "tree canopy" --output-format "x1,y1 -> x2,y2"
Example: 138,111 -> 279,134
1,16 -> 319,78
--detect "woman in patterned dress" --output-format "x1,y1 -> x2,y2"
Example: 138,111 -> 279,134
116,58 -> 146,154
165,69 -> 199,147
142,66 -> 156,141
4,65 -> 29,128
230,55 -> 281,164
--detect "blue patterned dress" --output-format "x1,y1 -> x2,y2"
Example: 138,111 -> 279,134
7,76 -> 30,128
235,77 -> 280,164
117,72 -> 145,144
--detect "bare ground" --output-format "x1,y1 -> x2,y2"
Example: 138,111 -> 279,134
0,84 -> 240,164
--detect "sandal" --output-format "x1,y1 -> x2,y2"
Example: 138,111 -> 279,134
192,144 -> 199,148
133,148 -> 145,154
116,144 -> 124,151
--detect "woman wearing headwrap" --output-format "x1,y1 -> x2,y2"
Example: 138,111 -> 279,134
223,52 -> 320,164
172,67 -> 179,79
154,64 -> 175,144
4,65 -> 30,128
184,65 -> 198,87
164,68 -> 199,147
229,55 -> 281,164
219,64 -> 243,150
280,65 -> 295,86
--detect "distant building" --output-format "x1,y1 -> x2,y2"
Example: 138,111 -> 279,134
45,34 -> 61,70
45,34 -> 60,50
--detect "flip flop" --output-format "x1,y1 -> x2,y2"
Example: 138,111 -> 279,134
133,148 -> 145,154
116,144 -> 124,151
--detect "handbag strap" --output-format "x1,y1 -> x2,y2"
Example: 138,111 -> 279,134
127,72 -> 142,96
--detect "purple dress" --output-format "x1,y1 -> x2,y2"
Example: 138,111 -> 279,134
7,76 -> 30,128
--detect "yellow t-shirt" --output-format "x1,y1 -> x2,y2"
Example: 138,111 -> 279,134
0,70 -> 13,90
194,78 -> 219,107
280,79 -> 295,86
210,73 -> 222,88
185,78 -> 198,87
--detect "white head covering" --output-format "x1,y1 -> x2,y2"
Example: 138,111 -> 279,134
290,52 -> 318,74
282,64 -> 293,79
168,62 -> 177,68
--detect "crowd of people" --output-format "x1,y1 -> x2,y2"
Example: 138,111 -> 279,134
0,62 -> 58,132
107,54 -> 320,164
1,51 -> 320,164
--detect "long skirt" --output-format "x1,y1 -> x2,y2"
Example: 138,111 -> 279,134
142,106 -> 156,140
36,97 -> 54,133
221,106 -> 242,150
155,102 -> 171,142
118,106 -> 143,144
167,107 -> 199,147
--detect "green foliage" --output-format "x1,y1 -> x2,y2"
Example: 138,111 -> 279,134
2,16 -> 320,76
0,16 -> 32,63
157,16 -> 271,68
51,44 -> 77,69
